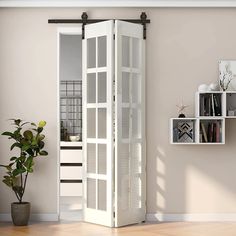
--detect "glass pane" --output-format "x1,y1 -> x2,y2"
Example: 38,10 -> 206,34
122,36 -> 130,67
87,108 -> 96,138
131,143 -> 141,174
131,177 -> 141,209
132,73 -> 140,104
87,73 -> 96,103
98,72 -> 107,103
132,38 -> 140,68
132,109 -> 141,139
119,144 -> 130,210
87,38 -> 96,68
87,178 -> 96,209
98,36 -> 107,67
98,144 -> 106,174
122,72 -> 130,103
98,180 -> 107,211
98,108 -> 107,138
87,143 -> 96,173
122,108 -> 130,139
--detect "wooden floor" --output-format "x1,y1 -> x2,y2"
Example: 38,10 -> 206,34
1,222 -> 236,236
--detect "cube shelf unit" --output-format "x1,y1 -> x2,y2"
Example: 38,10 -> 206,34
170,91 -> 236,145
170,118 -> 197,144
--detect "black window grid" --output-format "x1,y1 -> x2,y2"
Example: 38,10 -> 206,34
60,80 -> 82,141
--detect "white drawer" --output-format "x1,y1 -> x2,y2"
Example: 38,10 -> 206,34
60,183 -> 82,197
60,166 -> 82,180
60,149 -> 83,163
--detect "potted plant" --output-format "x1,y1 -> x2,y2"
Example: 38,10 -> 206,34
0,119 -> 48,226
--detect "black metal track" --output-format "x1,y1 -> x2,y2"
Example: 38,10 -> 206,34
48,12 -> 150,39
48,18 -> 150,24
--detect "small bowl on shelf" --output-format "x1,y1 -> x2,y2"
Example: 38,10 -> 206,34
69,135 -> 80,142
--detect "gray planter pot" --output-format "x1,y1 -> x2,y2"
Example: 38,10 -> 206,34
11,202 -> 30,226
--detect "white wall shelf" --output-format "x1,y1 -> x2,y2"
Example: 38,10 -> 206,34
170,91 -> 235,145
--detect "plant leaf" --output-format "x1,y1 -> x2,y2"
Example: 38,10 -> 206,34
22,145 -> 31,151
38,134 -> 45,141
38,121 -> 46,128
39,150 -> 48,156
10,143 -> 22,151
37,127 -> 43,134
14,119 -> 22,126
23,130 -> 33,140
38,141 -> 45,149
24,156 -> 33,170
2,131 -> 14,137
3,179 -> 12,187
12,168 -> 26,177
21,122 -> 29,127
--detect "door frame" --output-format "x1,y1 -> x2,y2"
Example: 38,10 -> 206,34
56,26 -> 82,219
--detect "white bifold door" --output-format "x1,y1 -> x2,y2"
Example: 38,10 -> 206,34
83,20 -> 146,227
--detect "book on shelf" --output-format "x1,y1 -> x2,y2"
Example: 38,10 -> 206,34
207,122 -> 214,142
211,94 -> 215,116
213,94 -> 221,116
216,122 -> 220,142
201,122 -> 208,142
200,120 -> 221,143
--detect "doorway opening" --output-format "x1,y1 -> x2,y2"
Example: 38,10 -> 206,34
58,27 -> 83,221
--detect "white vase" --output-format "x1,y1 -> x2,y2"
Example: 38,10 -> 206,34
198,84 -> 209,92
209,83 -> 220,91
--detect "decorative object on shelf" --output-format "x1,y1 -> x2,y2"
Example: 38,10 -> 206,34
198,83 -> 220,92
69,135 -> 80,142
198,84 -> 209,92
176,100 -> 188,118
219,60 -> 236,91
209,82 -> 220,91
228,110 -> 236,116
0,119 -> 48,226
177,121 -> 194,143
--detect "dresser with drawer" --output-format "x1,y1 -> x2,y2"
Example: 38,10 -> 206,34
60,142 -> 83,222
60,142 -> 83,197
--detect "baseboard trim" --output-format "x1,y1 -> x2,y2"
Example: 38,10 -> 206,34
0,213 -> 59,222
60,211 -> 83,221
2,212 -> 236,222
146,213 -> 236,222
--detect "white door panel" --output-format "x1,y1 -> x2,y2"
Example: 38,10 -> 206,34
83,20 -> 114,227
115,20 -> 146,227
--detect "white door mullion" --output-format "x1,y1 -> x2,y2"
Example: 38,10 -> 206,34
128,36 -> 133,209
95,36 -> 99,211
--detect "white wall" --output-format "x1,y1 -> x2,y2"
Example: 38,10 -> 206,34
1,7 -> 236,218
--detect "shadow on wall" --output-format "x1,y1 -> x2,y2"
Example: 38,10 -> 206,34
153,119 -> 236,217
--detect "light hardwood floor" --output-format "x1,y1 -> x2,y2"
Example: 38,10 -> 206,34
1,222 -> 236,236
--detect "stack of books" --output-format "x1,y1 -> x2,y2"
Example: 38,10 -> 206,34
200,94 -> 222,116
200,121 -> 221,143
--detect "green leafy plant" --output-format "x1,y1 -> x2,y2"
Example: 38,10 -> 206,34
0,119 -> 48,203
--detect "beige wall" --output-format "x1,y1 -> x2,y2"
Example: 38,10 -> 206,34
1,7 -> 236,216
